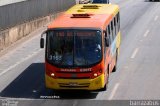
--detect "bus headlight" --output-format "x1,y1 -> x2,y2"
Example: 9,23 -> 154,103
93,69 -> 102,78
94,73 -> 98,77
51,73 -> 55,77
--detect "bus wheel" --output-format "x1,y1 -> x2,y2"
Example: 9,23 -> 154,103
99,68 -> 109,91
112,49 -> 118,72
99,79 -> 108,91
100,84 -> 107,91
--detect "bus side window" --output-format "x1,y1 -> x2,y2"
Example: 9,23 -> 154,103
104,30 -> 107,54
114,17 -> 117,36
108,24 -> 111,37
108,24 -> 113,44
116,13 -> 119,32
111,21 -> 115,40
117,12 -> 120,31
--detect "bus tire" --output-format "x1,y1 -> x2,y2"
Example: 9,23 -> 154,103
99,67 -> 109,91
100,84 -> 107,91
112,49 -> 118,72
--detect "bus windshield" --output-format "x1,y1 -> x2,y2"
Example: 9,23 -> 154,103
46,29 -> 102,67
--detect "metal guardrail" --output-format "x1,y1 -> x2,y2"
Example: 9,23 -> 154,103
0,0 -> 76,30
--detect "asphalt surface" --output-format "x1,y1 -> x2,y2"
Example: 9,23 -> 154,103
0,0 -> 160,106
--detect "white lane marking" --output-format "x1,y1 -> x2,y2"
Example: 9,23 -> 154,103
108,83 -> 120,100
0,49 -> 42,76
131,48 -> 139,59
143,30 -> 150,37
154,16 -> 158,21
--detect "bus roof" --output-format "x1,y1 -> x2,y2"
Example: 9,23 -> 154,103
66,4 -> 119,16
48,13 -> 113,30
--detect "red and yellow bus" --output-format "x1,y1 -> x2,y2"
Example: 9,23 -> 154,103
40,4 -> 121,91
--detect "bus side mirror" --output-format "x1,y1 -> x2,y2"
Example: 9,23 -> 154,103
105,37 -> 109,47
40,38 -> 44,48
40,31 -> 46,48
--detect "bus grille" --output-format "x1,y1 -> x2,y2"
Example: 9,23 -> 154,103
59,83 -> 90,88
58,77 -> 90,79
56,71 -> 92,73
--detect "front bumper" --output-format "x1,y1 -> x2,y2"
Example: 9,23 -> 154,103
45,74 -> 105,90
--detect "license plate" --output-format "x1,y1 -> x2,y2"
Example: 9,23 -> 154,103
69,82 -> 78,86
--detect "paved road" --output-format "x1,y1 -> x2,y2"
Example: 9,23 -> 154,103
0,0 -> 160,105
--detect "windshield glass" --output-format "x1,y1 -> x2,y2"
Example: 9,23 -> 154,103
46,29 -> 102,67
